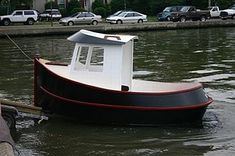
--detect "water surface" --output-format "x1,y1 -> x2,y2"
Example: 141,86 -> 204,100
0,27 -> 235,155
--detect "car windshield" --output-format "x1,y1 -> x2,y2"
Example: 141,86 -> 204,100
118,12 -> 127,17
70,13 -> 79,17
180,6 -> 190,12
113,11 -> 122,16
163,7 -> 172,12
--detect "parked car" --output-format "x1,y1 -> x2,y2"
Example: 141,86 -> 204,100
39,9 -> 62,21
59,12 -> 102,26
158,6 -> 183,21
208,6 -> 220,18
171,6 -> 210,22
220,4 -> 235,19
0,10 -> 38,26
106,11 -> 147,24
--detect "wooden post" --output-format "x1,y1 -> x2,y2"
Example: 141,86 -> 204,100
0,99 -> 42,116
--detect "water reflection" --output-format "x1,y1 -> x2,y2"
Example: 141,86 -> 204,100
0,27 -> 235,155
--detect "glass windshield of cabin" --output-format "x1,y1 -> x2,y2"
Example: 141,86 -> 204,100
79,47 -> 89,64
89,47 -> 104,72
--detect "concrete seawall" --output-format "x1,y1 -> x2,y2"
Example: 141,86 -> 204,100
0,20 -> 235,37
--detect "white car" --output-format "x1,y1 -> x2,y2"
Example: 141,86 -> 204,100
59,12 -> 102,26
0,10 -> 38,26
220,4 -> 235,19
106,11 -> 147,24
208,6 -> 220,18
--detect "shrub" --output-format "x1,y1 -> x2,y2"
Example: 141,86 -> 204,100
59,8 -> 66,17
94,7 -> 106,17
92,0 -> 103,11
70,8 -> 84,15
67,0 -> 81,15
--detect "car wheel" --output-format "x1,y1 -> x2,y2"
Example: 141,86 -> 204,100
200,16 -> 206,22
27,18 -> 35,25
180,16 -> 186,22
92,20 -> 98,25
116,20 -> 122,24
167,16 -> 171,21
68,21 -> 74,26
137,19 -> 143,23
3,19 -> 10,26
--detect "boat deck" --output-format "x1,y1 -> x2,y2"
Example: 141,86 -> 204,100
41,59 -> 201,93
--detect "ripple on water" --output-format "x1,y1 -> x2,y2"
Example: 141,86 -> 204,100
206,88 -> 235,104
202,64 -> 233,69
185,74 -> 235,83
189,69 -> 221,74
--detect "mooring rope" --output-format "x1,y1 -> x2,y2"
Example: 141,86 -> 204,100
3,33 -> 33,62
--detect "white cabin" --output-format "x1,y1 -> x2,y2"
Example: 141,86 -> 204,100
67,29 -> 138,91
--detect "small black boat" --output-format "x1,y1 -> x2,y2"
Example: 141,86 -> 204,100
34,29 -> 213,125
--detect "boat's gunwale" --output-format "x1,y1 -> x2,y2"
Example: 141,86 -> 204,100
40,85 -> 213,111
36,58 -> 204,96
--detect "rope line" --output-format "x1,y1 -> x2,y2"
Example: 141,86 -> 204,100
4,33 -> 33,62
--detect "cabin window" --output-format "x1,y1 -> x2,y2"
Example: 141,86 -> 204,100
89,47 -> 104,72
90,47 -> 104,66
78,47 -> 89,65
74,46 -> 104,72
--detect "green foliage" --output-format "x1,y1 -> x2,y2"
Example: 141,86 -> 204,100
67,0 -> 81,15
2,0 -> 235,17
107,0 -> 235,16
59,8 -> 66,17
45,1 -> 59,9
71,8 -> 84,15
94,7 -> 106,17
213,0 -> 235,9
92,0 -> 111,17
110,0 -> 124,13
0,0 -> 9,15
92,0 -> 103,11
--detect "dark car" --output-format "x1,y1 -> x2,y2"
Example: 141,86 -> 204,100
158,6 -> 183,21
39,9 -> 62,21
171,6 -> 210,22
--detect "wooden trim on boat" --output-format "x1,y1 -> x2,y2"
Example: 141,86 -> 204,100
40,85 -> 213,111
36,58 -> 203,96
45,62 -> 68,66
104,35 -> 121,40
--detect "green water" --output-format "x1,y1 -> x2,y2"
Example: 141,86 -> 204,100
0,28 -> 235,155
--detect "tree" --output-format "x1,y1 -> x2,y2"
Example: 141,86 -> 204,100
67,0 -> 81,15
45,1 -> 59,9
92,0 -> 103,11
92,0 -> 111,17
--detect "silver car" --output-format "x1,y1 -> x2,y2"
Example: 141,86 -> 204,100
106,11 -> 147,24
59,12 -> 102,26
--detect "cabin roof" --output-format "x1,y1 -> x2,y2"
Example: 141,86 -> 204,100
67,29 -> 138,45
